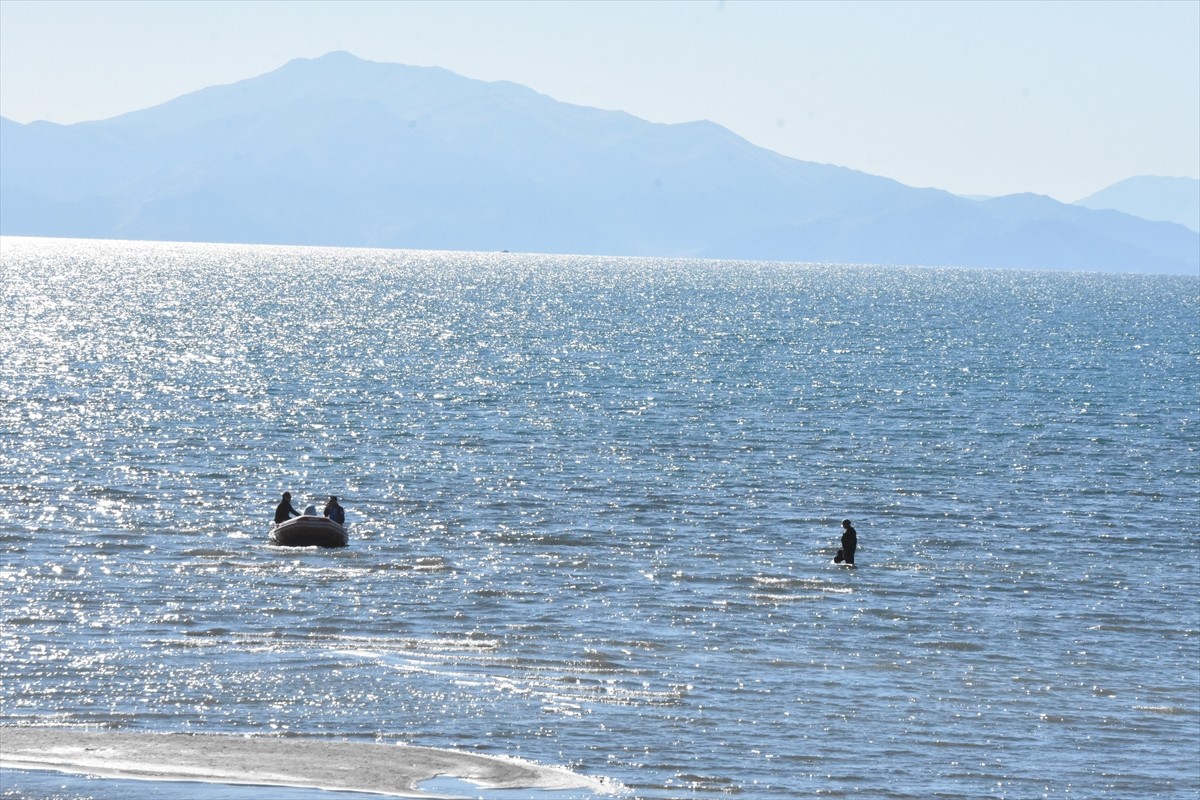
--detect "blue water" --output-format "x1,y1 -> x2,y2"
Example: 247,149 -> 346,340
2,237 -> 1198,798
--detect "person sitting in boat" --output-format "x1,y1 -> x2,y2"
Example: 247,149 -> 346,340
303,504 -> 318,516
323,496 -> 345,525
274,492 -> 301,524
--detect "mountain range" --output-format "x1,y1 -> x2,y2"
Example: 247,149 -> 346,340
2,51 -> 1197,274
1074,176 -> 1199,234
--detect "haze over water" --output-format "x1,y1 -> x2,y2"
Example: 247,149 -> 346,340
1,237 -> 1197,798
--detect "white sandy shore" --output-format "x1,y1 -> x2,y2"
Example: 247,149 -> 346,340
0,727 -> 613,798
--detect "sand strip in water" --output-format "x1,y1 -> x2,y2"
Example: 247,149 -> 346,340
0,727 -> 611,798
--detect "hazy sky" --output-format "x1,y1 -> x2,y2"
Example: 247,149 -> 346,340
2,0 -> 1197,202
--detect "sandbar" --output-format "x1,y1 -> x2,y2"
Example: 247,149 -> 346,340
0,727 -> 611,798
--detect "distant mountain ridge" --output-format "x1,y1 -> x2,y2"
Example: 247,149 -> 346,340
2,51 -> 1197,274
1075,176 -> 1199,233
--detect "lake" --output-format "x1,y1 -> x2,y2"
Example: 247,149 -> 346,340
1,236 -> 1197,798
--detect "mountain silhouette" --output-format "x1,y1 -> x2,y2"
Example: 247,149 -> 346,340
2,51 -> 1197,274
1075,176 -> 1199,233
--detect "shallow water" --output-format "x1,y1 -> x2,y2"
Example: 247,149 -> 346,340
0,768 -> 595,800
2,237 -> 1197,798
1,770 -> 384,800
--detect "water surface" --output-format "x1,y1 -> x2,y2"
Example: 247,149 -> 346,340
2,237 -> 1197,798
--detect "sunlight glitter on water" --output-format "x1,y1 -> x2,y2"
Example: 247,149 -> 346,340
2,237 -> 1197,798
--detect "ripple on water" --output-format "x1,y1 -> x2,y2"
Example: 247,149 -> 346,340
1,239 -> 1197,799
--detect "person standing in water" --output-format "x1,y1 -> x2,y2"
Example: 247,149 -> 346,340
275,492 -> 301,524
323,495 -> 345,525
834,519 -> 858,567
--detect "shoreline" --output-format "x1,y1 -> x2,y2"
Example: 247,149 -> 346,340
0,727 -> 613,799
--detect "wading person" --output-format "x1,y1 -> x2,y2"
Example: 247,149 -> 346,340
834,519 -> 858,567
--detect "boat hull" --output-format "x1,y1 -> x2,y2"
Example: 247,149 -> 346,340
270,516 -> 347,548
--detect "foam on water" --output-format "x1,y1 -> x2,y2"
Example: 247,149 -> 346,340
1,237 -> 1197,798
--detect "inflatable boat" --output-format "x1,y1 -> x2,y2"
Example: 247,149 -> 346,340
270,515 -> 348,548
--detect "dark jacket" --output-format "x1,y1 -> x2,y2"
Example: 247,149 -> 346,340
324,501 -> 345,525
275,498 -> 301,524
841,525 -> 858,560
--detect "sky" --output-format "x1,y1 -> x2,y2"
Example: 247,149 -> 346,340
1,0 -> 1197,202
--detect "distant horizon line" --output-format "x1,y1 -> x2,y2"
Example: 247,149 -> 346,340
3,234 -> 1197,278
